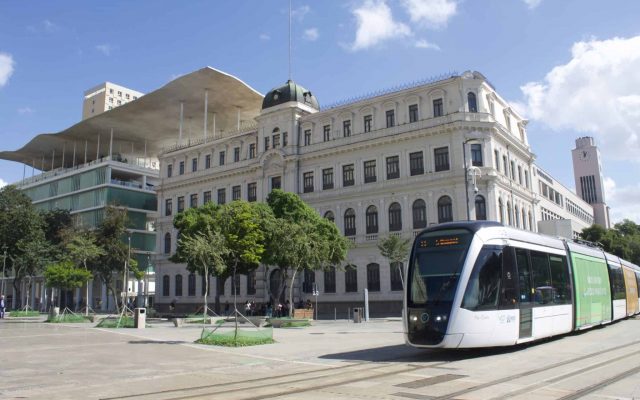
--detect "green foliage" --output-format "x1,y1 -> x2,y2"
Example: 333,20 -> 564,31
581,219 -> 640,264
377,235 -> 411,265
44,261 -> 93,290
47,314 -> 92,323
264,190 -> 349,312
9,310 -> 41,317
41,209 -> 73,246
197,328 -> 274,347
95,316 -> 135,328
66,232 -> 105,270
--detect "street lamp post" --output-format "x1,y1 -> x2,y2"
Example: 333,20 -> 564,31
144,252 -> 151,308
312,283 -> 319,320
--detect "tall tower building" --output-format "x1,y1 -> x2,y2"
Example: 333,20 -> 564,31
82,82 -> 144,120
572,136 -> 610,228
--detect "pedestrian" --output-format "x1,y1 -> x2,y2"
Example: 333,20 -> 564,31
0,295 -> 5,319
224,301 -> 230,316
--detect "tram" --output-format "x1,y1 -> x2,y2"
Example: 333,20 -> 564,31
404,221 -> 640,348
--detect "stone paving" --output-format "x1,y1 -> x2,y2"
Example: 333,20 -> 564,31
1,316 -> 640,399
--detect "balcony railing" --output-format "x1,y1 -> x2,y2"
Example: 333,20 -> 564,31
16,155 -> 159,188
162,122 -> 259,155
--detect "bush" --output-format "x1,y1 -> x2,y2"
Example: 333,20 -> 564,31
9,310 -> 41,317
196,335 -> 275,347
47,314 -> 92,323
196,327 -> 274,347
280,320 -> 311,328
95,316 -> 135,328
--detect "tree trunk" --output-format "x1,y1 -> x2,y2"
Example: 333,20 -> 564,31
83,260 -> 89,316
110,284 -> 120,314
288,268 -> 299,318
203,265 -> 209,327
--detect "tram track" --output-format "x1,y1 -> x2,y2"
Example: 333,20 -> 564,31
393,337 -> 640,400
101,359 -> 434,400
488,347 -> 640,399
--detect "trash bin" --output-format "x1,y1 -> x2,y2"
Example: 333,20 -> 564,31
134,307 -> 146,329
353,307 -> 362,323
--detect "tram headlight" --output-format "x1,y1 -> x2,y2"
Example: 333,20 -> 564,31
411,315 -> 418,322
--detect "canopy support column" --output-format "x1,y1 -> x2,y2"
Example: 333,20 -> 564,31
203,89 -> 209,143
179,101 -> 184,145
109,128 -> 114,158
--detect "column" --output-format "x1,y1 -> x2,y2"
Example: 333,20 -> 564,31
88,281 -> 94,310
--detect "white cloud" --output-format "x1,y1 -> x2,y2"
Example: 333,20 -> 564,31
0,53 -> 14,87
0,179 -> 6,189
303,28 -> 319,41
349,0 -> 411,51
604,176 -> 640,224
415,39 -> 440,50
523,0 -> 542,9
521,36 -> 640,161
291,5 -> 310,21
18,107 -> 34,115
401,0 -> 457,29
259,33 -> 271,41
95,44 -> 116,56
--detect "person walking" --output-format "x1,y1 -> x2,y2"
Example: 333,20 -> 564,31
0,295 -> 5,319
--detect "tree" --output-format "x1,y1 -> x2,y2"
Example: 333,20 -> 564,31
377,235 -> 411,290
173,201 -> 271,318
92,206 -> 136,314
0,185 -> 45,306
65,232 -> 105,315
44,261 -> 92,308
580,221 -> 640,265
177,227 -> 228,323
264,190 -> 349,316
12,237 -> 56,310
41,209 -> 73,246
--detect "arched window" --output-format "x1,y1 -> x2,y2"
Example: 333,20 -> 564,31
468,92 -> 477,113
324,210 -> 335,223
188,273 -> 196,296
365,205 -> 378,234
475,195 -> 487,220
162,275 -> 170,296
389,202 -> 402,231
522,208 -> 527,230
366,263 -> 380,292
175,274 -> 183,296
164,232 -> 171,254
498,198 -> 504,224
515,205 -> 520,228
412,199 -> 427,229
324,267 -> 336,293
390,262 -> 403,291
345,265 -> 358,292
437,196 -> 453,223
507,201 -> 512,226
303,269 -> 315,293
344,208 -> 356,236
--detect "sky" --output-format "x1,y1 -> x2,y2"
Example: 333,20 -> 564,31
1,0 -> 640,223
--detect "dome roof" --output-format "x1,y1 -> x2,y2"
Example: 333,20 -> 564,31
261,80 -> 319,111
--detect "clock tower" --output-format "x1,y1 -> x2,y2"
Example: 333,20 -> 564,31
572,136 -> 610,228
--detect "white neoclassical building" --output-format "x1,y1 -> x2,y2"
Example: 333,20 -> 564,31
152,69 -> 598,317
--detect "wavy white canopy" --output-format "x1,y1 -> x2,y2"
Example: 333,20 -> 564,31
0,67 -> 263,171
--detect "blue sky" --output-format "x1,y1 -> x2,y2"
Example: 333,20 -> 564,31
1,0 -> 640,222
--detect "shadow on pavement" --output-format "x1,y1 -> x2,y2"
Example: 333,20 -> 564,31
320,343 -> 536,363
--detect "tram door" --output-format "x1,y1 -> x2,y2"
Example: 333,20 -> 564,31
516,249 -> 533,338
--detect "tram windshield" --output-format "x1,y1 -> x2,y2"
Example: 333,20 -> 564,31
409,229 -> 473,306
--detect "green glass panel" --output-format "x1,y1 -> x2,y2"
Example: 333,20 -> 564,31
571,252 -> 612,328
107,187 -> 157,211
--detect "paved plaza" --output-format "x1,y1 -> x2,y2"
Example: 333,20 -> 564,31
1,316 -> 640,399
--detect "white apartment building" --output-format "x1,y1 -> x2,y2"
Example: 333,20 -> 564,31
154,71 -> 555,316
82,82 -> 144,120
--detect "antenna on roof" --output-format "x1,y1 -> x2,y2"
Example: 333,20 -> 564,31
288,0 -> 292,81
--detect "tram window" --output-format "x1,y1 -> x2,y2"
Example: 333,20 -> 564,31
607,264 -> 625,301
462,246 -> 502,311
531,251 -> 552,305
516,249 -> 532,303
549,255 -> 572,304
500,247 -> 518,308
